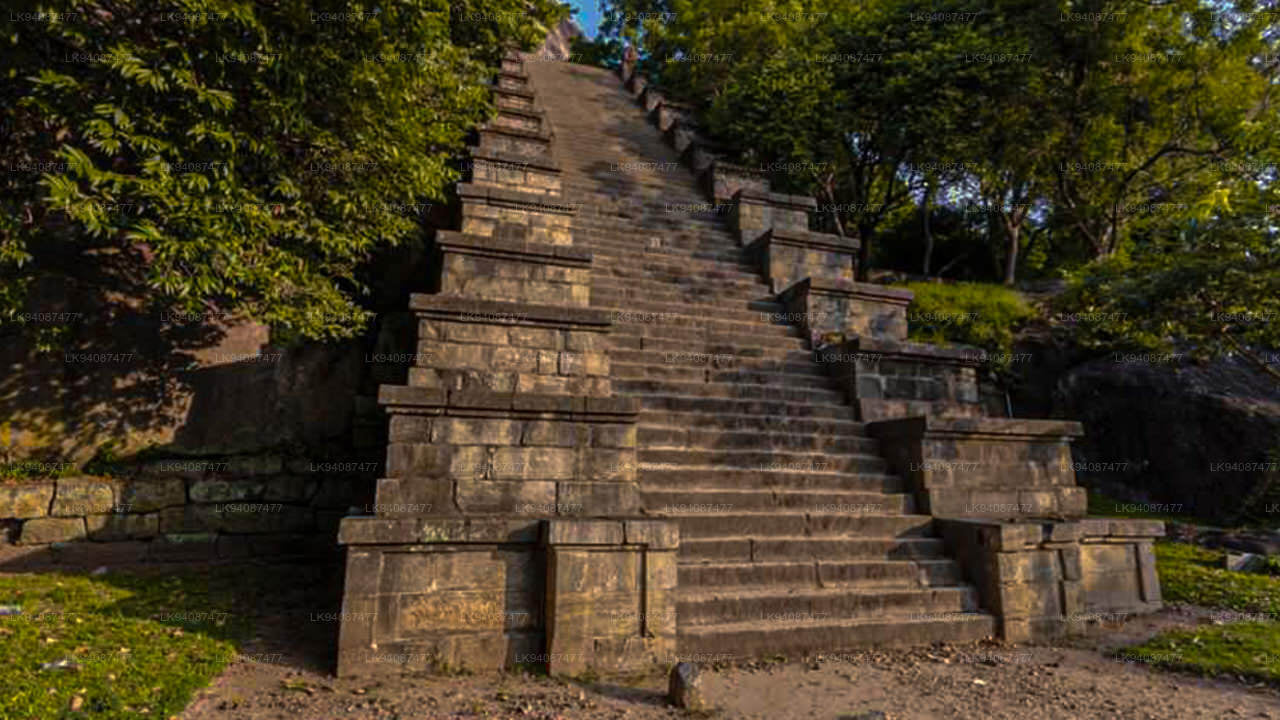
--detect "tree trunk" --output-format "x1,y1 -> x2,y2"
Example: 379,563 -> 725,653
856,224 -> 873,282
921,182 -> 935,276
1003,220 -> 1020,286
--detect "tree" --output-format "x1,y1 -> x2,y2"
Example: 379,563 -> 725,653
1056,183 -> 1280,382
1036,0 -> 1278,259
0,0 -> 567,345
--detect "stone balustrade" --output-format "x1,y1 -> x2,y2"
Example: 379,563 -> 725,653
937,517 -> 1164,642
867,416 -> 1088,519
336,47 -> 658,678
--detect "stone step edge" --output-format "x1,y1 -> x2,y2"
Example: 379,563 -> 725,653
677,584 -> 976,602
675,607 -> 993,630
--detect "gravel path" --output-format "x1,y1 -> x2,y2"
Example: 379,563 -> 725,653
183,606 -> 1280,720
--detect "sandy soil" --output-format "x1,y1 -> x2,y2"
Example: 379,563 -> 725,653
182,599 -> 1280,720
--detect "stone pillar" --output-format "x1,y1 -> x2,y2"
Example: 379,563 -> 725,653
867,416 -> 1088,519
703,160 -> 769,205
544,519 -> 679,675
819,336 -> 984,420
937,518 -> 1163,643
778,278 -> 907,341
336,517 -> 545,676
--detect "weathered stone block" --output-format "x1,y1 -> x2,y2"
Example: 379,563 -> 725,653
51,477 -> 116,516
456,480 -> 557,514
20,517 -> 87,544
86,512 -> 159,541
491,447 -> 575,480
388,415 -> 433,443
624,520 -> 679,550
509,327 -> 561,349
189,479 -> 266,504
433,418 -> 521,446
224,454 -> 285,476
0,484 -> 53,518
445,323 -> 509,345
387,443 -> 451,478
591,425 -> 637,449
556,481 -> 639,515
522,421 -> 578,447
545,519 -> 624,545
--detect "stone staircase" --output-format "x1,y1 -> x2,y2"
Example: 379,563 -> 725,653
526,60 -> 995,655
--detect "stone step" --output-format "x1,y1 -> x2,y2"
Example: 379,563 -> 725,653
669,512 -> 935,540
643,488 -> 909,514
589,300 -> 782,325
570,210 -> 730,231
677,614 -> 997,657
590,256 -> 760,279
637,412 -> 866,435
676,559 -> 964,589
590,266 -> 762,286
574,235 -> 742,257
613,363 -> 832,387
573,227 -> 740,249
591,284 -> 771,305
575,222 -> 734,238
637,426 -> 873,453
589,271 -> 765,291
677,585 -> 981,627
610,349 -> 813,372
561,185 -> 718,207
639,449 -> 885,475
632,396 -> 855,420
608,321 -> 801,342
604,334 -> 809,355
591,290 -> 779,315
640,469 -> 900,494
589,250 -> 748,269
619,379 -> 842,403
586,245 -> 746,264
679,537 -> 950,563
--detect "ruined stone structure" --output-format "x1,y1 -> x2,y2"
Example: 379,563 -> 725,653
335,50 -> 1163,676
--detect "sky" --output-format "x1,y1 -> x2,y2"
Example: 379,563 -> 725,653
569,2 -> 601,38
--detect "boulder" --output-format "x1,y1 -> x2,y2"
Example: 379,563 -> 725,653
668,662 -> 706,711
1054,354 -> 1280,524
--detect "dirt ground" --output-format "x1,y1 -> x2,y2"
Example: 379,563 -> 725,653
183,598 -> 1280,720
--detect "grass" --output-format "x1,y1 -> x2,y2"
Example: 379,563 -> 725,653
1120,623 -> 1280,685
1153,541 -> 1280,619
896,280 -> 1035,374
1115,541 -> 1280,685
0,567 -> 279,719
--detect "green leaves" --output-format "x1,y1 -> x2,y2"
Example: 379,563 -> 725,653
1,0 -> 563,343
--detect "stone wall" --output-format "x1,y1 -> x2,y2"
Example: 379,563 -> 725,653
1,463 -> 368,565
868,416 -> 1087,519
544,519 -> 678,675
818,336 -> 985,421
336,48 -> 672,678
336,516 -> 678,675
374,387 -> 639,519
409,296 -> 611,396
938,518 -> 1163,642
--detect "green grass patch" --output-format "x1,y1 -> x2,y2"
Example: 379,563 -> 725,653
1118,622 -> 1280,685
896,281 -> 1036,363
1154,541 -> 1280,617
1116,541 -> 1280,685
0,569 -> 264,719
